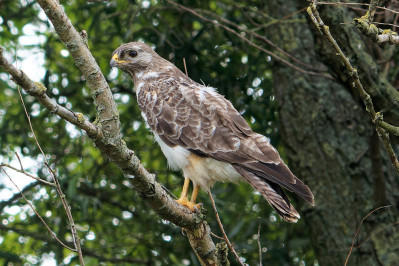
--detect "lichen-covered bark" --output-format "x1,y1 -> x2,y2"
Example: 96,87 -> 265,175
269,1 -> 399,265
1,1 -> 226,264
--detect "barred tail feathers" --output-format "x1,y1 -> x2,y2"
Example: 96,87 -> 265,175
233,165 -> 301,223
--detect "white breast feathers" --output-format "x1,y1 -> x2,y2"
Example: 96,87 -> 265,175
153,133 -> 190,171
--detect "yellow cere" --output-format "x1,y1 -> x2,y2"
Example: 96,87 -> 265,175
112,53 -> 129,63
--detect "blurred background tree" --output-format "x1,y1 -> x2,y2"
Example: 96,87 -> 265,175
1,0 -> 398,265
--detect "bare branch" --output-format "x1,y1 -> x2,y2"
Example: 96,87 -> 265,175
376,127 -> 399,171
0,166 -> 76,252
45,162 -> 85,265
0,163 -> 55,187
307,3 -> 399,175
197,6 -> 321,73
15,152 -> 23,171
167,0 -> 331,78
209,191 -> 244,265
1,51 -> 87,263
257,218 -> 262,266
17,86 -> 48,162
344,205 -> 391,266
317,2 -> 399,15
0,181 -> 39,213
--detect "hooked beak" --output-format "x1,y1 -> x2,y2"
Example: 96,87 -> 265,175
110,53 -> 119,68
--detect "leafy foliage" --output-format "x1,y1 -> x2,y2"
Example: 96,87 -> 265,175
0,0 -> 315,265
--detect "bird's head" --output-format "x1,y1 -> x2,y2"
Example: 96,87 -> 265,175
110,42 -> 156,75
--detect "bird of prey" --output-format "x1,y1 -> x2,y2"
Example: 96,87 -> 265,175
110,42 -> 314,222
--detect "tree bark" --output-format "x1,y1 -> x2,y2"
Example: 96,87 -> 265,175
270,1 -> 399,265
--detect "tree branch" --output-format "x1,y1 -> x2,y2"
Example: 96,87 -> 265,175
344,205 -> 391,266
0,49 -> 101,139
209,191 -> 243,265
0,163 -> 56,187
0,181 -> 39,213
0,166 -> 76,252
1,0 -> 223,263
353,0 -> 399,44
167,0 -> 330,78
354,15 -> 399,45
307,3 -> 399,175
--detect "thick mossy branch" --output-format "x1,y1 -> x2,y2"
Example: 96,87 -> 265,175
354,14 -> 399,45
186,222 -> 230,266
354,15 -> 381,42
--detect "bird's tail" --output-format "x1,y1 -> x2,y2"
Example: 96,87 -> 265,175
233,166 -> 301,223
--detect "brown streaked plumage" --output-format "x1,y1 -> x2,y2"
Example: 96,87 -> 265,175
110,42 -> 314,222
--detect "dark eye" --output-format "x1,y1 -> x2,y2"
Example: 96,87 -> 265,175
128,50 -> 138,57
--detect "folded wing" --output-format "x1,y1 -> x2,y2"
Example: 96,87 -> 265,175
139,77 -> 314,222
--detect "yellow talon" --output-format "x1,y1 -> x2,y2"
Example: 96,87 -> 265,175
175,177 -> 201,211
175,196 -> 200,212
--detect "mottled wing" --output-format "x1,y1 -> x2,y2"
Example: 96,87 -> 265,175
138,76 -> 313,221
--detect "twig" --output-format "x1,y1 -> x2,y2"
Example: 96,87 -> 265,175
371,22 -> 399,29
307,3 -> 399,175
208,191 -> 244,266
376,127 -> 399,170
167,0 -> 330,78
17,87 -> 47,162
367,0 -> 380,22
16,73 -> 85,264
183,57 -> 188,76
352,220 -> 399,249
45,161 -> 85,265
210,232 -> 225,241
316,1 -> 399,15
0,166 -> 76,252
344,205 -> 391,266
281,7 -> 308,21
0,181 -> 39,212
197,7 -> 320,73
0,163 -> 56,187
15,152 -> 24,171
257,218 -> 262,266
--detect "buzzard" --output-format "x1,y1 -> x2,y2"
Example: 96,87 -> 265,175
110,42 -> 314,222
